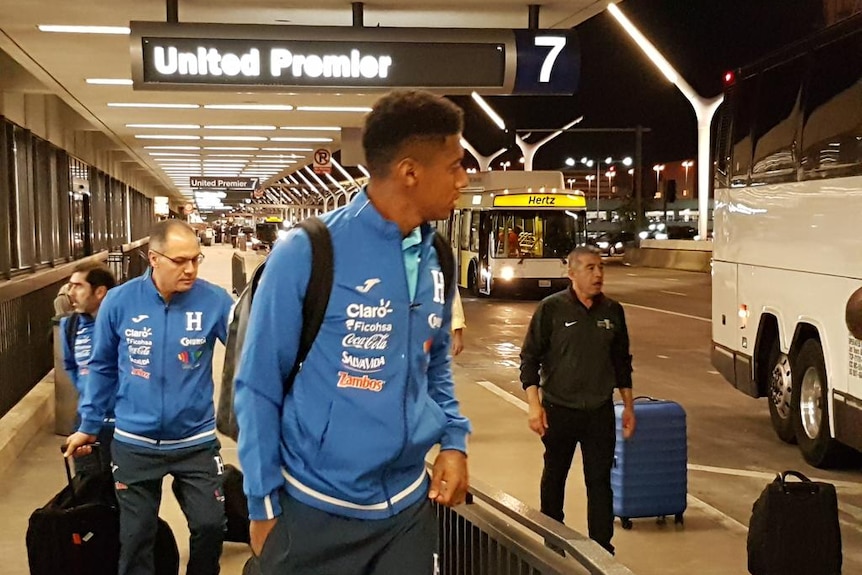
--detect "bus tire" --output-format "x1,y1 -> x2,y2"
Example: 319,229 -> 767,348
791,339 -> 843,468
766,341 -> 796,444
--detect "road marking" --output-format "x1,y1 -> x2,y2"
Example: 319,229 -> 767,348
688,463 -> 862,492
657,355 -> 669,359
620,301 -> 710,323
473,379 -> 748,533
660,290 -> 687,297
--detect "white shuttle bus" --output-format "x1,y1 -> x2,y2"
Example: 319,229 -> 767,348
440,171 -> 587,297
711,14 -> 862,467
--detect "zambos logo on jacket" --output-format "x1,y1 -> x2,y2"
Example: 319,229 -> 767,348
178,349 -> 204,370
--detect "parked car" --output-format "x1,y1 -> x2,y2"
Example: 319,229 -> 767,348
591,231 -> 635,256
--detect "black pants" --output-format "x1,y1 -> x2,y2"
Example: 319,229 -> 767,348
540,400 -> 616,553
257,492 -> 438,575
111,440 -> 225,575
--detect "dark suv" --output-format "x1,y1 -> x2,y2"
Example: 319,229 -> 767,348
591,231 -> 635,256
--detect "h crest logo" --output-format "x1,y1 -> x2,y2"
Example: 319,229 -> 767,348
431,270 -> 446,304
186,311 -> 203,332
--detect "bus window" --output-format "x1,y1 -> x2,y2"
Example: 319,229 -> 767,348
459,210 -> 472,251
751,57 -> 805,183
730,74 -> 756,187
469,210 -> 480,252
801,31 -> 862,179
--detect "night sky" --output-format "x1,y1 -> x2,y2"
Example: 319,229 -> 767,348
453,0 -> 827,171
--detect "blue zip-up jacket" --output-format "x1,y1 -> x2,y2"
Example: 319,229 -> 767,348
61,313 -> 115,421
234,191 -> 472,521
78,272 -> 234,450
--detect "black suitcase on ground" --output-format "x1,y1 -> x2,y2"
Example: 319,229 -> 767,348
747,470 -> 842,575
26,449 -> 179,575
223,463 -> 251,544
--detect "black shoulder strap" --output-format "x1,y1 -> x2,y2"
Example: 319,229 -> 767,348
64,312 -> 80,352
432,231 -> 455,301
284,217 -> 334,395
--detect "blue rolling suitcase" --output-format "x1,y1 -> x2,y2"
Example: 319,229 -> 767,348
612,397 -> 687,529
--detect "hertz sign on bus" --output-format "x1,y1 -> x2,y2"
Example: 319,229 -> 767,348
492,194 -> 586,208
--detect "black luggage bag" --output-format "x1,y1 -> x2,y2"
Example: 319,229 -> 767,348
747,470 -> 842,575
27,449 -> 179,575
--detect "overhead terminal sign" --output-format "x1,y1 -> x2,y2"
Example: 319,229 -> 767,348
492,194 -> 586,208
130,22 -> 579,95
190,176 -> 259,190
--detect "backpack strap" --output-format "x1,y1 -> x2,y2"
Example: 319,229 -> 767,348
285,217 -> 334,395
432,231 -> 455,302
64,312 -> 81,354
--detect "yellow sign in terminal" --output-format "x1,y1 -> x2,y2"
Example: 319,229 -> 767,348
492,194 -> 587,208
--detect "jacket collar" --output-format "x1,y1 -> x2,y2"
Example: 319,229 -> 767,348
348,188 -> 436,247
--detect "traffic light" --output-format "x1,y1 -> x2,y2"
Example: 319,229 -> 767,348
666,180 -> 677,203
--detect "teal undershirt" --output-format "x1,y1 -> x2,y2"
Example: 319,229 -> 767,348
402,226 -> 422,301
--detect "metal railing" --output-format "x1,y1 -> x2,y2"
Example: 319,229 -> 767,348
433,474 -> 636,575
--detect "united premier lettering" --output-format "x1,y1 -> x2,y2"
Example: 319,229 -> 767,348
346,300 -> 393,319
341,351 -> 386,372
342,333 -> 389,350
151,45 -> 393,80
336,371 -> 384,392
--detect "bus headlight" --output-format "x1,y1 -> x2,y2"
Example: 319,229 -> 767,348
500,266 -> 515,281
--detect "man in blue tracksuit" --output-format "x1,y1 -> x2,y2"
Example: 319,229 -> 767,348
60,261 -> 116,473
235,90 -> 472,575
65,220 -> 234,575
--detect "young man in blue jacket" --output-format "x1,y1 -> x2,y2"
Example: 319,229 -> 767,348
234,90 -> 472,575
60,261 -> 116,473
65,220 -> 234,575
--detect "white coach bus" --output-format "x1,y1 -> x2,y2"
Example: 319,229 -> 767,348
711,14 -> 862,467
438,171 -> 587,297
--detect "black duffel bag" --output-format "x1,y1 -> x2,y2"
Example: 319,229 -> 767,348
747,470 -> 841,575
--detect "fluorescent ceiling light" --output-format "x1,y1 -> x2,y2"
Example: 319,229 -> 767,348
109,102 -> 199,109
204,147 -> 259,151
86,78 -> 133,85
203,104 -> 294,111
296,106 -> 371,113
262,147 -> 312,152
204,125 -> 276,131
207,154 -> 253,158
471,92 -> 506,131
279,126 -> 340,131
148,152 -> 199,157
127,123 -> 200,129
257,154 -> 305,159
250,160 -> 297,164
270,137 -> 333,143
144,145 -> 200,150
135,135 -> 200,140
38,25 -> 130,34
203,136 -> 268,141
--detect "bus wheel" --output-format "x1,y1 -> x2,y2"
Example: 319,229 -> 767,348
766,342 -> 796,444
791,339 -> 843,468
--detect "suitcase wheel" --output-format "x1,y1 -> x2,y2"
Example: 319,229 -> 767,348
620,517 -> 633,530
656,515 -> 667,525
674,513 -> 684,525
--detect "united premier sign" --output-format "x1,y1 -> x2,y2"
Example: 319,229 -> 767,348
189,177 -> 259,190
130,22 -> 579,95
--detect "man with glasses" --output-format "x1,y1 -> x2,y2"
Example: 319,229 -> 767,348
65,219 -> 234,575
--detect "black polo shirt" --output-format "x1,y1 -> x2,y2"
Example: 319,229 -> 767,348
519,288 -> 633,410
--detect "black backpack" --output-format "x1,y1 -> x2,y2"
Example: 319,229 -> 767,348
216,217 -> 454,441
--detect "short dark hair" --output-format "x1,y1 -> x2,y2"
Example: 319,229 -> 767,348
72,261 -> 116,291
362,90 -> 464,178
567,245 -> 602,270
149,219 -> 195,250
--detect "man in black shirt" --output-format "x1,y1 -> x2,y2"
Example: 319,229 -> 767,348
520,245 -> 636,555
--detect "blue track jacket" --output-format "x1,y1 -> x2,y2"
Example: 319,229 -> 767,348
234,191 -> 472,521
77,272 -> 233,450
61,313 -> 115,421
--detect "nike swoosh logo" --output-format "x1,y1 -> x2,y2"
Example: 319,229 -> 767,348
565,321 -> 577,327
132,314 -> 149,323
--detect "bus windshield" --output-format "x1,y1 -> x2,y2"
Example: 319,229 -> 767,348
491,209 -> 585,259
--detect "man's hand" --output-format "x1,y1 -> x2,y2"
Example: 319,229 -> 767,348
528,403 -> 548,437
450,329 -> 464,356
621,406 -> 636,439
63,431 -> 98,458
428,450 -> 468,507
250,518 -> 278,557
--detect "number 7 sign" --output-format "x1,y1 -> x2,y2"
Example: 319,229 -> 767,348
513,29 -> 580,95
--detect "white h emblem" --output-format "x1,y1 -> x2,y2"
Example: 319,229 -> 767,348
186,311 -> 203,331
431,270 -> 446,304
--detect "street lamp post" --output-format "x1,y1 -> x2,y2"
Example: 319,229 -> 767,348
653,164 -> 666,221
501,160 -> 511,171
681,160 -> 694,197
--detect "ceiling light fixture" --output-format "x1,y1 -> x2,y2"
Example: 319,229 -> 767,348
126,123 -> 200,129
262,147 -> 313,152
203,104 -> 294,111
144,145 -> 200,150
296,106 -> 372,113
109,102 -> 199,109
38,25 -> 130,34
279,126 -> 341,131
203,147 -> 259,151
203,136 -> 268,141
270,137 -> 333,143
203,125 -> 276,130
148,152 -> 199,157
135,135 -> 200,140
86,78 -> 133,85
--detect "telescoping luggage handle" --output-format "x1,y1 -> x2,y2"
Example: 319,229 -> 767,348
58,442 -> 103,504
777,470 -> 813,490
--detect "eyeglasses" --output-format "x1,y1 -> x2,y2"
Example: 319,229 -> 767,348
151,249 -> 205,266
